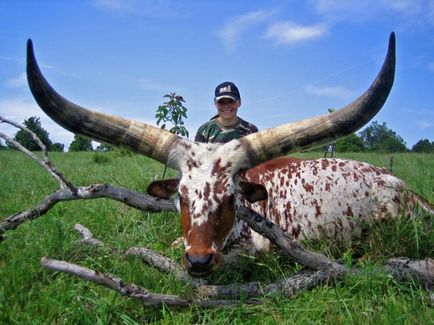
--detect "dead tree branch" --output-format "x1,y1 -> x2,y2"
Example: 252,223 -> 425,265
125,246 -> 205,287
71,224 -> 433,302
40,257 -> 259,308
0,116 -> 75,191
195,269 -> 331,299
237,205 -> 345,276
74,223 -> 104,247
0,184 -> 175,238
0,117 -> 175,239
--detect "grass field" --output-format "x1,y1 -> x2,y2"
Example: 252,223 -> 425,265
0,150 -> 433,324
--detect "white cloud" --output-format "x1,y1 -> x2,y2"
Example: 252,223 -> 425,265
217,10 -> 273,51
416,120 -> 433,129
305,84 -> 354,100
4,73 -> 27,88
265,21 -> 328,45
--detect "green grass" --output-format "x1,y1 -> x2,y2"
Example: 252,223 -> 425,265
0,150 -> 433,324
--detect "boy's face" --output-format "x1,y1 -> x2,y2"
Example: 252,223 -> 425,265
215,98 -> 240,121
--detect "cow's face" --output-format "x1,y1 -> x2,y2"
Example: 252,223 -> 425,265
147,140 -> 267,277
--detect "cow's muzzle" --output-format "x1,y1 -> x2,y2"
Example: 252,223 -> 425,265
185,252 -> 215,277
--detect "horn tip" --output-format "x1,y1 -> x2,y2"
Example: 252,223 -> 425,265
26,39 -> 35,65
27,39 -> 34,54
389,32 -> 396,52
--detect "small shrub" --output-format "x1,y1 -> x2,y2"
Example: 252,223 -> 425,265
92,152 -> 110,164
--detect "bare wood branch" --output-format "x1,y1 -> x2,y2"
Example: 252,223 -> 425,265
237,205 -> 345,275
125,246 -> 206,287
63,221 -> 434,305
73,223 -> 330,298
70,226 -> 434,302
0,131 -> 75,191
386,257 -> 434,286
40,257 -> 259,307
74,224 -> 104,247
0,184 -> 176,237
0,116 -> 49,158
196,269 -> 331,299
0,117 -> 76,192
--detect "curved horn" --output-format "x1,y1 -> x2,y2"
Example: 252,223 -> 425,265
26,39 -> 179,168
241,32 -> 396,166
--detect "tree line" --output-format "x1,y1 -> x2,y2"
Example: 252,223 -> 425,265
1,116 -> 433,153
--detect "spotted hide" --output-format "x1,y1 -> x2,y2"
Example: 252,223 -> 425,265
227,157 -> 432,257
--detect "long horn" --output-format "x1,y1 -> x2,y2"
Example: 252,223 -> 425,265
26,39 -> 179,168
241,32 -> 396,166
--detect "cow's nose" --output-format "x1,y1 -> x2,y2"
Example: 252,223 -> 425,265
185,253 -> 214,276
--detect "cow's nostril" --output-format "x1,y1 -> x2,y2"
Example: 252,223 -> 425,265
185,253 -> 214,274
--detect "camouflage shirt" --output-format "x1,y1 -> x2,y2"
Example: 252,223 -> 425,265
194,116 -> 258,144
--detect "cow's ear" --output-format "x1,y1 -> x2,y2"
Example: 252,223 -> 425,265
238,181 -> 268,203
147,179 -> 180,199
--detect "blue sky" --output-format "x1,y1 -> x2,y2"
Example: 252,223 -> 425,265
1,0 -> 433,149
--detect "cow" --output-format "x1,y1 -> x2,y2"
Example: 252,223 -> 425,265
26,33 -> 430,278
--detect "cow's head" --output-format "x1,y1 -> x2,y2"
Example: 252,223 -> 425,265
146,141 -> 268,276
26,33 -> 395,277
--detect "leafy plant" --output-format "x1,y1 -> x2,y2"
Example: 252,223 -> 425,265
155,92 -> 189,177
92,152 -> 110,164
155,93 -> 189,138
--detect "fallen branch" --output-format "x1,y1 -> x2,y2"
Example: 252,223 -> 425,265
237,205 -> 345,276
72,224 -> 332,299
40,257 -> 259,308
195,269 -> 331,299
74,224 -> 104,247
0,116 -> 75,191
386,257 -> 433,290
71,224 -> 434,301
0,184 -> 175,237
1,117 -> 176,239
125,246 -> 205,287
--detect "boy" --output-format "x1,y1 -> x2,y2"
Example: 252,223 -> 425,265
195,81 -> 258,143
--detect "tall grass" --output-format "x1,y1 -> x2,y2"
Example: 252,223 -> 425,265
0,150 -> 433,324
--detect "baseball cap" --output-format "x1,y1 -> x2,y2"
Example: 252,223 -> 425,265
214,81 -> 240,102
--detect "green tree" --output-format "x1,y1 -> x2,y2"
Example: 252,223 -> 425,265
412,139 -> 434,153
11,116 -> 52,151
359,121 -> 407,153
335,133 -> 365,152
155,92 -> 189,138
69,135 -> 93,152
50,143 -> 65,152
155,92 -> 189,177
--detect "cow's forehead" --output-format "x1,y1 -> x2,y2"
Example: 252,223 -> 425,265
170,140 -> 250,226
169,139 -> 251,177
